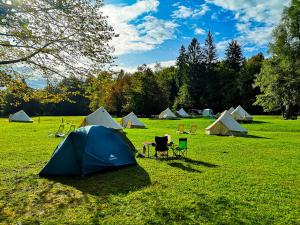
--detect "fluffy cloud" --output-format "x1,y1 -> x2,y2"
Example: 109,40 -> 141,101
206,0 -> 290,50
172,4 -> 209,19
195,27 -> 205,35
101,0 -> 177,55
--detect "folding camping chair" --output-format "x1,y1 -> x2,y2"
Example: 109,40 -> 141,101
66,124 -> 76,134
154,136 -> 169,158
55,124 -> 65,137
176,124 -> 185,134
172,138 -> 188,158
188,124 -> 197,134
127,120 -> 132,128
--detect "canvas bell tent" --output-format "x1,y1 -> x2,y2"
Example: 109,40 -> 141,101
228,107 -> 235,114
9,110 -> 33,123
205,110 -> 248,136
176,108 -> 190,117
121,112 -> 145,128
202,109 -> 214,117
231,105 -> 253,122
39,126 -> 137,176
158,108 -> 177,119
80,107 -> 123,130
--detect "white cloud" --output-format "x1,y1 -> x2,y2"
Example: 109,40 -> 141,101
115,60 -> 176,73
206,0 -> 290,47
172,4 -> 209,19
101,0 -> 177,55
195,28 -> 205,35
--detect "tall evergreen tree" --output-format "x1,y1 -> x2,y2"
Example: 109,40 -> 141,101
225,40 -> 245,72
175,45 -> 189,89
187,38 -> 206,107
204,31 -> 217,71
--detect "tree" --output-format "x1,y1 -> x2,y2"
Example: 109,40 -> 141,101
187,38 -> 206,107
173,84 -> 193,110
225,40 -> 245,72
175,45 -> 188,89
255,0 -> 300,119
239,53 -> 264,113
204,31 -> 217,71
124,67 -> 168,115
0,0 -> 115,79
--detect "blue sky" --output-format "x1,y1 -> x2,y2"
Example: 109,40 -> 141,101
28,0 -> 290,87
102,0 -> 290,72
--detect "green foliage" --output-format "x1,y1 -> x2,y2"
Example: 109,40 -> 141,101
225,40 -> 245,72
0,0 -> 115,79
255,0 -> 300,118
0,116 -> 299,224
124,67 -> 168,115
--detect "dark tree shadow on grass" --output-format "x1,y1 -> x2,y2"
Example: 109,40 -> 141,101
243,135 -> 271,139
46,165 -> 151,196
168,162 -> 202,173
250,120 -> 270,124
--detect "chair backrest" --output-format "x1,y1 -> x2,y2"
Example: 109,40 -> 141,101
155,136 -> 168,151
127,120 -> 132,128
57,124 -> 64,133
179,138 -> 187,150
178,124 -> 184,132
190,124 -> 197,134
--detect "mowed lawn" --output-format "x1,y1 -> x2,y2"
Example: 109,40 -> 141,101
0,116 -> 299,225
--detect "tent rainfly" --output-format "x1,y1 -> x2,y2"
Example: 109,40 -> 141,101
121,112 -> 145,128
158,108 -> 177,119
39,126 -> 137,176
176,108 -> 190,117
205,110 -> 248,136
9,110 -> 33,123
80,107 -> 123,129
202,109 -> 214,117
231,105 -> 253,122
228,107 -> 235,114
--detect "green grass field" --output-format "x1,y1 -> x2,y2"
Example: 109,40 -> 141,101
0,116 -> 299,225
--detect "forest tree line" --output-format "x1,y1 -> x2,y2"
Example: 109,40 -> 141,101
1,33 -> 265,117
0,0 -> 299,119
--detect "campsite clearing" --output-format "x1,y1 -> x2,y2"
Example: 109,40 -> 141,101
0,116 -> 299,224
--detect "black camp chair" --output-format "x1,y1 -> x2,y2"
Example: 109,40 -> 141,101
154,136 -> 169,158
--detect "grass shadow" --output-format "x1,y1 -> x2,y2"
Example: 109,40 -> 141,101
243,135 -> 272,139
249,121 -> 269,124
46,165 -> 150,196
148,156 -> 219,168
168,162 -> 202,173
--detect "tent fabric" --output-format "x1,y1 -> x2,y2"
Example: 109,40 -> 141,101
176,108 -> 190,117
82,107 -> 123,130
231,105 -> 253,122
39,126 -> 137,176
158,108 -> 177,119
228,107 -> 235,114
9,110 -> 33,123
202,109 -> 214,117
205,110 -> 248,136
121,112 -> 145,128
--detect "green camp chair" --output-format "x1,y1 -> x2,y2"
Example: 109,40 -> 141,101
172,138 -> 188,158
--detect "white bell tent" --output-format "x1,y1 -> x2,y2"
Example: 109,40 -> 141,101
228,107 -> 235,114
205,110 -> 248,136
231,105 -> 253,122
121,112 -> 145,128
9,110 -> 33,123
81,107 -> 123,130
176,108 -> 190,117
158,108 -> 177,119
202,109 -> 214,117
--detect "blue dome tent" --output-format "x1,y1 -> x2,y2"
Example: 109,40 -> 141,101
40,126 -> 137,176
